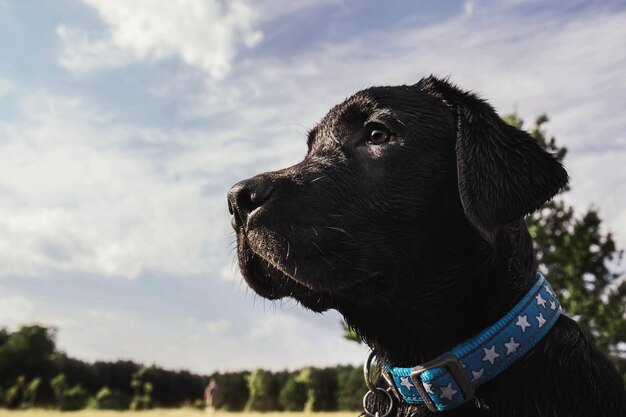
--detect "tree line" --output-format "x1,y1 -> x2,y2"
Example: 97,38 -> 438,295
0,324 -> 366,411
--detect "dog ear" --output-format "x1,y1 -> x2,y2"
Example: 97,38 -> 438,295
421,77 -> 569,242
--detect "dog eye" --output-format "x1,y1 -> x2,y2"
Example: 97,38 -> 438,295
367,129 -> 391,145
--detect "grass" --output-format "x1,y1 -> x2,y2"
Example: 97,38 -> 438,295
0,410 -> 358,417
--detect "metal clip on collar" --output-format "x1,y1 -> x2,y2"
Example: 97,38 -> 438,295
362,350 -> 394,417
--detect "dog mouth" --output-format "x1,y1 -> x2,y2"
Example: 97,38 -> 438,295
236,230 -> 337,312
235,222 -> 393,312
240,249 -> 290,300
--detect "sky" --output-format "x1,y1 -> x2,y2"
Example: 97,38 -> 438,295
0,0 -> 625,374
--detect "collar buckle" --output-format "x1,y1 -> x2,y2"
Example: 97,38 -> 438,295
410,354 -> 475,412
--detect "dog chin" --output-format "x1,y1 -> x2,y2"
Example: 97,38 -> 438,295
240,258 -> 284,300
239,248 -> 334,312
239,228 -> 386,310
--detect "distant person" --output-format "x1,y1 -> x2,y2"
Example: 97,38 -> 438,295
204,379 -> 219,416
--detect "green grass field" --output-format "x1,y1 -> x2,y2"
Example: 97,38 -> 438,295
0,410 -> 357,417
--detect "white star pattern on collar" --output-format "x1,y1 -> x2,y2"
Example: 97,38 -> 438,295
535,294 -> 547,308
544,284 -> 555,297
471,368 -> 484,382
516,314 -> 531,332
423,381 -> 433,394
482,345 -> 500,365
536,313 -> 546,327
439,382 -> 457,401
400,377 -> 413,391
550,300 -> 557,310
504,337 -> 520,355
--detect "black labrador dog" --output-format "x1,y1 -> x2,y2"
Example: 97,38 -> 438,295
227,77 -> 626,416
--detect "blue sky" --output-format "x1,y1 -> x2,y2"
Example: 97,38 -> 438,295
0,0 -> 625,373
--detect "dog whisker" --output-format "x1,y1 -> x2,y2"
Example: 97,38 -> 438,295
320,256 -> 335,270
310,240 -> 326,255
310,240 -> 335,270
329,250 -> 350,264
322,225 -> 355,240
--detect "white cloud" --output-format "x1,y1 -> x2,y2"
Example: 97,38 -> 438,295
247,313 -> 301,342
0,81 -> 312,281
56,25 -> 131,75
0,293 -> 35,328
57,0 -> 263,79
463,0 -> 475,16
0,78 -> 14,97
566,149 -> 626,246
254,0 -> 340,22
0,92 -> 230,279
241,311 -> 367,370
205,319 -> 231,335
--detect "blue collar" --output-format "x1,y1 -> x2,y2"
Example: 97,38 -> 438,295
383,273 -> 560,412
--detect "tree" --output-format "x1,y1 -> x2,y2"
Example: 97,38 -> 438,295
245,369 -> 284,411
3,376 -> 26,409
336,365 -> 366,410
211,371 -> 249,411
50,374 -> 89,411
505,114 -> 625,377
341,321 -> 361,344
88,386 -> 130,410
23,377 -> 41,408
297,367 -> 338,412
278,372 -> 307,411
130,368 -> 154,410
0,329 -> 9,346
0,325 -> 56,385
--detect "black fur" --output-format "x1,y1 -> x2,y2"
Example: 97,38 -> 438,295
227,77 -> 626,416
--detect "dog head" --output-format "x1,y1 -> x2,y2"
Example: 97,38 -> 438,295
227,77 -> 568,314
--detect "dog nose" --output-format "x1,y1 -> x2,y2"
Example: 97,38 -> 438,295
227,177 -> 275,226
